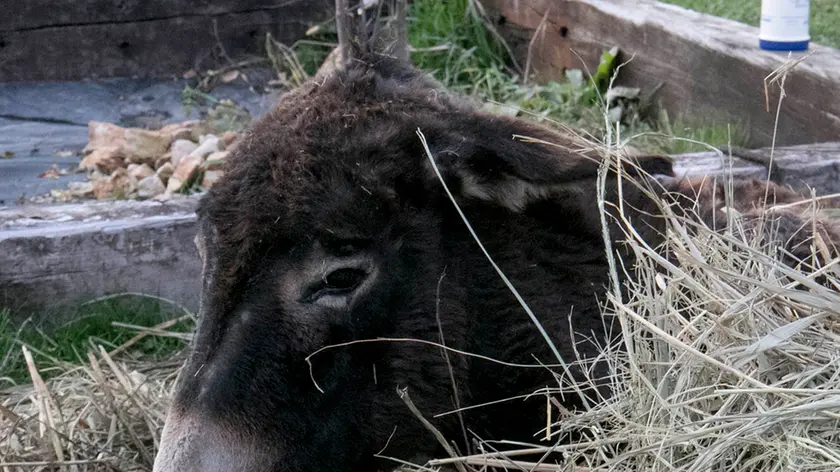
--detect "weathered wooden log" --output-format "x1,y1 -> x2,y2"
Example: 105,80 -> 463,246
669,142 -> 840,194
741,142 -> 840,194
482,0 -> 840,147
2,0 -> 329,32
0,197 -> 201,320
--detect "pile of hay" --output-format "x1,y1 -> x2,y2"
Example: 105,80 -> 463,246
0,345 -> 184,471
2,169 -> 839,472
431,170 -> 840,471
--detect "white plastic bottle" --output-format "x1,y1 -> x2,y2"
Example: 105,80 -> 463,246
759,0 -> 810,51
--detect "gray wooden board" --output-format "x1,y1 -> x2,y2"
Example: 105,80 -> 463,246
0,197 -> 202,320
0,2 -> 332,82
667,143 -> 840,193
669,152 -> 768,181
739,142 -> 840,194
482,0 -> 840,148
2,0 -> 332,32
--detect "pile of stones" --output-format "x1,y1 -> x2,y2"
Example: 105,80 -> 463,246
48,120 -> 239,202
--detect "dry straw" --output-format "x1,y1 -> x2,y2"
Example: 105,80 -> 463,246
1,338 -> 184,471
426,54 -> 840,471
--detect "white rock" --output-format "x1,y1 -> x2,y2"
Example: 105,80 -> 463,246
67,181 -> 95,197
190,135 -> 221,159
202,170 -> 224,189
170,139 -> 198,167
78,146 -> 124,174
172,154 -> 203,184
93,168 -> 135,200
137,174 -> 166,199
128,163 -> 155,181
156,162 -> 174,183
204,150 -> 229,170
166,176 -> 184,194
84,121 -> 170,167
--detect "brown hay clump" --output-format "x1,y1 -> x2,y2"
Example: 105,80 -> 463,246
590,194 -> 840,471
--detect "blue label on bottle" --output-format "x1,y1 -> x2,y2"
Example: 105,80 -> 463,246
759,39 -> 810,51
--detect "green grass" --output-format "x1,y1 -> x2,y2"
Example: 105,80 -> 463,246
661,0 -> 840,49
250,0 -> 749,154
403,0 -> 749,153
629,110 -> 751,155
0,300 -> 192,387
408,0 -> 512,99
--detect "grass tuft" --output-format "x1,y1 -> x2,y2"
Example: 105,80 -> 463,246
0,299 -> 191,387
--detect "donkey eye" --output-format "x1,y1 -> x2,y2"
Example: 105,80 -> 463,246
303,268 -> 368,303
325,268 -> 367,290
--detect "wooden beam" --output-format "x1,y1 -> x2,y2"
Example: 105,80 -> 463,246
0,197 -> 202,320
2,0 -> 332,33
0,0 -> 333,82
739,142 -> 840,194
482,0 -> 840,147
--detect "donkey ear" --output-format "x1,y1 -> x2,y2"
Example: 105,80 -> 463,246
421,112 -> 674,211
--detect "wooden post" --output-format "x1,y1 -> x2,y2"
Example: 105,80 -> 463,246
336,0 -> 352,65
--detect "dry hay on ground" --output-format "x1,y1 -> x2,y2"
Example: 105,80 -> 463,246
2,175 -> 839,472
0,347 -> 183,471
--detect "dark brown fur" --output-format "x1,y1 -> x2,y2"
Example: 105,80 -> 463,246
153,44 -> 840,472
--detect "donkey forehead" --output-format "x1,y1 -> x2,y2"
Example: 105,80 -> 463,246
198,163 -> 405,250
195,76 -> 448,250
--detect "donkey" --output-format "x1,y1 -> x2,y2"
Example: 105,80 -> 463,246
153,2 -> 839,471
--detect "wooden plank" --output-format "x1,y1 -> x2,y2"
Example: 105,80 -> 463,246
668,142 -> 840,196
482,0 -> 840,147
0,4 -> 332,82
669,152 -> 768,182
0,197 -> 202,319
732,142 -> 840,194
2,0 -> 332,33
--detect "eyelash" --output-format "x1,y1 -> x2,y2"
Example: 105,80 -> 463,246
303,268 -> 369,302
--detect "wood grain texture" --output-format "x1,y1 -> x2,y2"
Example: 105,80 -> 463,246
669,151 -> 768,182
669,142 -> 840,194
741,142 -> 840,194
2,0 -> 332,32
483,0 -> 840,147
0,197 -> 202,318
0,0 -> 333,82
